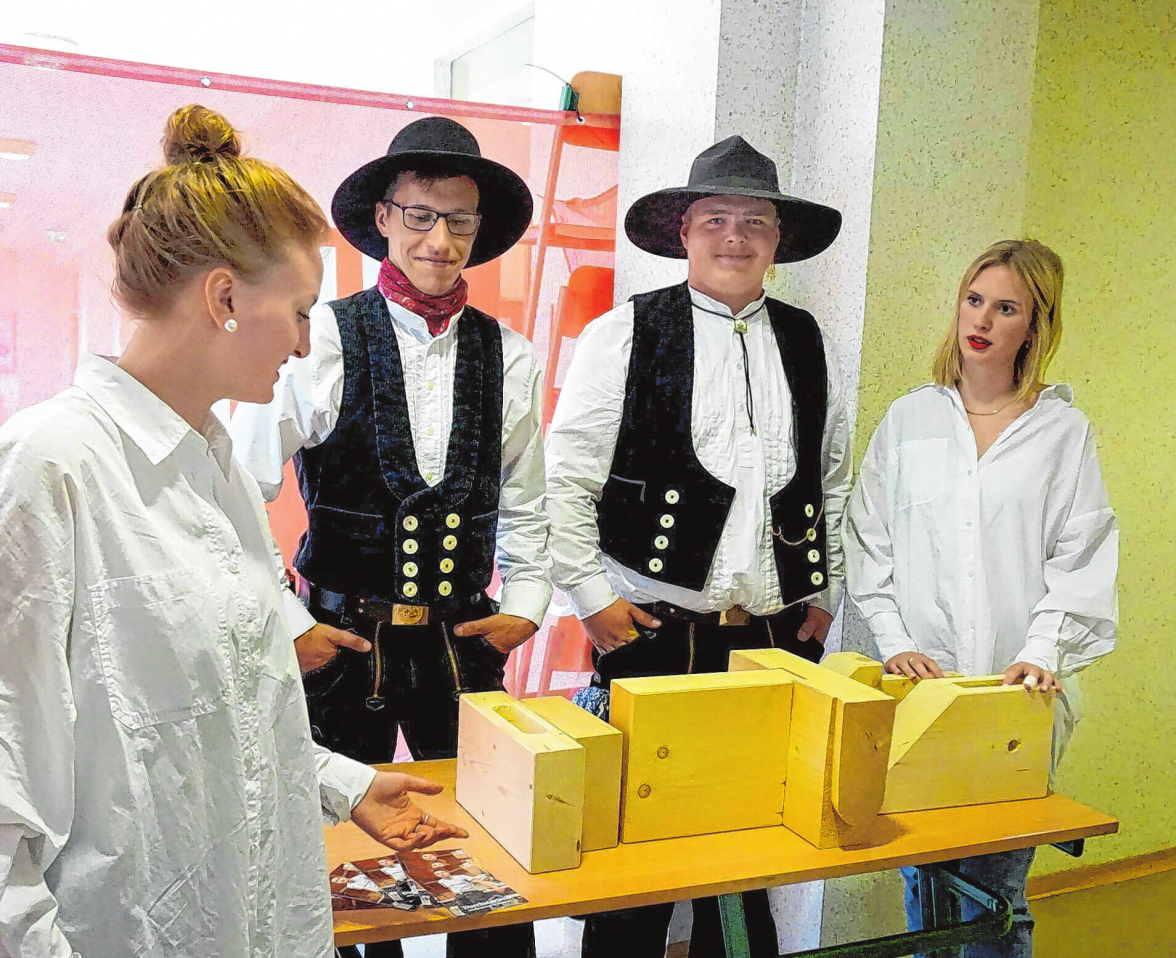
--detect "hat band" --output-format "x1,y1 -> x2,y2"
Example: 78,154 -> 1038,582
695,175 -> 780,192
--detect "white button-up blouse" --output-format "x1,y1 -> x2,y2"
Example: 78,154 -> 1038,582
0,356 -> 376,958
844,383 -> 1118,678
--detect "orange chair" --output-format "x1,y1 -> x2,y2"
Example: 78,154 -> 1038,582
543,264 -> 615,426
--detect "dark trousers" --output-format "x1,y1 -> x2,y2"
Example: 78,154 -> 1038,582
306,592 -> 536,958
582,603 -> 819,958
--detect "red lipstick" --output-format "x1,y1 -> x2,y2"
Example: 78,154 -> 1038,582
967,336 -> 991,350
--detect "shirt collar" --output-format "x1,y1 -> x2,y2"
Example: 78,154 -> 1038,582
688,285 -> 768,322
938,381 -> 1076,413
73,354 -> 234,474
382,294 -> 464,345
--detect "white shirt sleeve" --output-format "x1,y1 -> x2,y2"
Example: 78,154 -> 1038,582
810,338 -> 854,617
0,433 -> 81,958
544,304 -> 635,620
495,332 -> 554,627
228,302 -> 346,502
842,409 -> 916,661
313,744 -> 378,826
1016,427 -> 1119,674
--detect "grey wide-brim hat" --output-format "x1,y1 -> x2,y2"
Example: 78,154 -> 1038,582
331,116 -> 534,267
625,135 -> 842,263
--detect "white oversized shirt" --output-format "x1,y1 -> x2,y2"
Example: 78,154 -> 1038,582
546,287 -> 853,619
843,383 -> 1118,677
0,355 -> 377,958
228,295 -> 552,627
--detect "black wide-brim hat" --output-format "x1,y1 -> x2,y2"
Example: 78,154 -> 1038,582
332,116 -> 534,267
625,135 -> 842,263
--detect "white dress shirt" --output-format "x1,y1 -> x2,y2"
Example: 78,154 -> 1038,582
228,296 -> 552,627
844,383 -> 1118,678
545,286 -> 853,620
0,355 -> 376,958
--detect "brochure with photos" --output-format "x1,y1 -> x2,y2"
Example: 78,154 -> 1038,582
331,849 -> 526,917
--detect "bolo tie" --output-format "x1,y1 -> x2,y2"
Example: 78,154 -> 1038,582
694,301 -> 765,434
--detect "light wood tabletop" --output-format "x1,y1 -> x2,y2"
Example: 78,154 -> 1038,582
328,760 -> 1117,947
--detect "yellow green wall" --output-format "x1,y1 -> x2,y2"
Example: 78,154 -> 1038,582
855,0 -> 1175,872
826,0 -> 1174,944
1022,0 -> 1176,869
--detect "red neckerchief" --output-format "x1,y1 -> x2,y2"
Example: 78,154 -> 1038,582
376,258 -> 468,337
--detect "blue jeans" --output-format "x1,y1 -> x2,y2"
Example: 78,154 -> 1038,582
901,847 -> 1036,958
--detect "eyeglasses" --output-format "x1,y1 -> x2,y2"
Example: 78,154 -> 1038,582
383,200 -> 482,236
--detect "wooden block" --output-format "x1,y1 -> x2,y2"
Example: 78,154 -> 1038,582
821,651 -> 884,690
525,695 -> 622,851
609,671 -> 793,844
881,676 -> 1054,814
455,692 -> 585,873
729,648 -> 895,849
570,71 -> 622,115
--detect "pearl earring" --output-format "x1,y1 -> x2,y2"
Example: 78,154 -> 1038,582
225,318 -> 239,333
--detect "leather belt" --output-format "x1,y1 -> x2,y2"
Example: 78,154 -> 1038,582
644,601 -> 802,627
303,581 -> 432,626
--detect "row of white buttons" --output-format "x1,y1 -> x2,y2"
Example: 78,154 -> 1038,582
403,580 -> 455,599
402,536 -> 459,554
403,559 -> 456,577
402,513 -> 462,532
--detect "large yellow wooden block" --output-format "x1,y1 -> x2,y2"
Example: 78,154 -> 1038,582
609,671 -> 794,843
881,676 -> 1054,814
455,692 -> 585,873
729,648 -> 895,849
525,695 -> 622,851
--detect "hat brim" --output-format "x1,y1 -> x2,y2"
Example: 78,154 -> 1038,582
624,186 -> 842,263
331,150 -> 534,267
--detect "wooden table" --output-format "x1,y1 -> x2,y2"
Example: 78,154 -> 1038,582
327,760 -> 1117,951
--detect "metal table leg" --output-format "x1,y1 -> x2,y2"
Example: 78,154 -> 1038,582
779,865 -> 1012,958
718,892 -> 752,958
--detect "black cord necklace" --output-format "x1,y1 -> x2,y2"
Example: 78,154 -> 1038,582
693,299 -> 765,434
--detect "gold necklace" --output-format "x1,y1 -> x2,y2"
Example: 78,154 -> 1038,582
963,395 -> 1018,416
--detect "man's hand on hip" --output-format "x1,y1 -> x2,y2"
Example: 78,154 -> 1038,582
582,598 -> 662,653
797,606 -> 834,645
293,622 -> 371,674
452,613 -> 538,654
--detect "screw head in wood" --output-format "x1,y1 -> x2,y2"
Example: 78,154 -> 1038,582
637,784 -> 651,798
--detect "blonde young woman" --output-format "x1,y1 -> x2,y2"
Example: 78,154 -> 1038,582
0,106 -> 465,958
844,240 -> 1118,957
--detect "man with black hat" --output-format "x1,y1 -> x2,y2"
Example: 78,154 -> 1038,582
545,135 -> 853,957
229,116 -> 548,958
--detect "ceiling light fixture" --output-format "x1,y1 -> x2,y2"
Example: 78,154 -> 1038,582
0,139 -> 37,161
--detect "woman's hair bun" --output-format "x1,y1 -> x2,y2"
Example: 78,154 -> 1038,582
162,104 -> 242,165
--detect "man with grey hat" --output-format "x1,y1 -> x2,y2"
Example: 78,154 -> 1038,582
545,135 -> 853,957
229,116 -> 548,958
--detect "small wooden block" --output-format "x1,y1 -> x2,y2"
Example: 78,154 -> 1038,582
525,695 -> 622,851
455,692 -> 585,873
609,671 -> 793,844
729,648 -> 895,849
570,71 -> 622,115
821,651 -> 884,690
881,676 -> 1054,814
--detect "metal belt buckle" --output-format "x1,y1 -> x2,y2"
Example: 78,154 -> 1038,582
719,605 -> 751,627
391,604 -> 429,626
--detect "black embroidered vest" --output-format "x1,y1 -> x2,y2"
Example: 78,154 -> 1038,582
597,282 -> 829,605
293,287 -> 504,609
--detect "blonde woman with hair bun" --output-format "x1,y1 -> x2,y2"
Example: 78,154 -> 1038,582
0,105 -> 465,958
844,239 -> 1118,958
